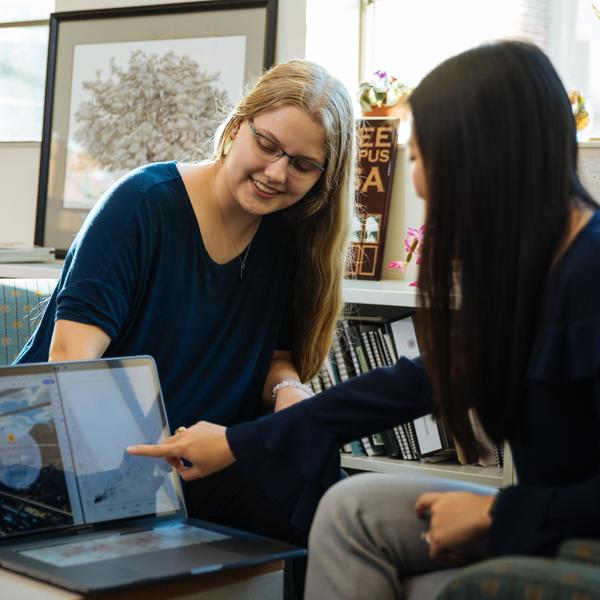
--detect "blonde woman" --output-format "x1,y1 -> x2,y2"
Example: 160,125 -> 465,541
16,60 -> 356,546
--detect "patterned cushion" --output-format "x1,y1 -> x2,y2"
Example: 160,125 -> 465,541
434,555 -> 600,599
559,539 -> 600,567
0,279 -> 57,365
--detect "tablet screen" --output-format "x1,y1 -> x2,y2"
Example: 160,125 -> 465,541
0,358 -> 181,537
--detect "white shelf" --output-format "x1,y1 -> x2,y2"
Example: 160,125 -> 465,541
343,279 -> 417,307
0,261 -> 63,279
341,455 -> 504,488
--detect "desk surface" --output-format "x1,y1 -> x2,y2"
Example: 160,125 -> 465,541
0,560 -> 283,599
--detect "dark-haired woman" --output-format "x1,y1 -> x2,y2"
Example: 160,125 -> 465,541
129,40 -> 600,598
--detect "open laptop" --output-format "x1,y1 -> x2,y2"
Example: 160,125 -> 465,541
0,356 -> 305,593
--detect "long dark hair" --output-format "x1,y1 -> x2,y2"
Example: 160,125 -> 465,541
410,40 -> 597,458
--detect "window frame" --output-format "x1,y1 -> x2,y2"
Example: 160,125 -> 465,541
0,16 -> 51,144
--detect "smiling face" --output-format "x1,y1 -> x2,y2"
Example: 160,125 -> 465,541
221,105 -> 327,216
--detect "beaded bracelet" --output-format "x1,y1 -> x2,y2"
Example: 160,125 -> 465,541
271,379 -> 314,401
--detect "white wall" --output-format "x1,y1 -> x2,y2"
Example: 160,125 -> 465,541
548,0 -> 600,139
0,0 -> 317,244
0,143 -> 41,243
305,0 -> 360,98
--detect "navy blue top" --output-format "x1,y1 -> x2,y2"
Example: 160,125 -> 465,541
227,210 -> 600,556
16,162 -> 296,428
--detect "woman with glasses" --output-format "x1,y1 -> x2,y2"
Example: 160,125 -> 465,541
15,60 -> 357,549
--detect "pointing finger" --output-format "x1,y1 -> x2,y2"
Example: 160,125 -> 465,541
127,443 -> 180,458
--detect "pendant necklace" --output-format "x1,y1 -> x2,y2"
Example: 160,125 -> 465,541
214,188 -> 259,280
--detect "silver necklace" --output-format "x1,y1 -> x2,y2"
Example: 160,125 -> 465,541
214,189 -> 259,280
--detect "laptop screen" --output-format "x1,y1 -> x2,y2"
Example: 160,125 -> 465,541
0,357 -> 182,538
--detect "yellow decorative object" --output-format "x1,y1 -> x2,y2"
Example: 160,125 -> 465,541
1,337 -> 10,346
10,290 -> 20,297
12,320 -> 23,330
568,88 -> 593,140
0,305 -> 9,314
7,433 -> 16,443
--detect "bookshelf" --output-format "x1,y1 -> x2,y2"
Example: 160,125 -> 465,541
341,277 -> 514,489
342,455 -> 504,488
342,279 -> 417,307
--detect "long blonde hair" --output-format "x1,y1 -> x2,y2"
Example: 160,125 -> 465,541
214,60 -> 357,381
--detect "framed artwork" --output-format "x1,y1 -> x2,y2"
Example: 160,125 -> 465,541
35,0 -> 277,256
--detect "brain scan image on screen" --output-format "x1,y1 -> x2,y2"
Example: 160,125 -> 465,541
0,432 -> 42,489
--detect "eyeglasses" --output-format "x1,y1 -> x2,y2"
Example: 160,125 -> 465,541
247,120 -> 326,179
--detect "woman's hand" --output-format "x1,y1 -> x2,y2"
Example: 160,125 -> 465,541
415,491 -> 495,562
127,421 -> 236,481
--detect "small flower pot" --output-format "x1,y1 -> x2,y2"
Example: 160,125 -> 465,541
362,104 -> 405,118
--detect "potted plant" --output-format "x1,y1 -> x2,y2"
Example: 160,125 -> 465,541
358,70 -> 411,117
387,225 -> 424,286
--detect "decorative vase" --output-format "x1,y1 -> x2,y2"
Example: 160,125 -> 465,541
362,104 -> 405,118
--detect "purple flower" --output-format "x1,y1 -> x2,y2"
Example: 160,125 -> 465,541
387,260 -> 406,272
388,225 -> 425,279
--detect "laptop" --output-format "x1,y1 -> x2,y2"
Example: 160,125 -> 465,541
0,356 -> 305,593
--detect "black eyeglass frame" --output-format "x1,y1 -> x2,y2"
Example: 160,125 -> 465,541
247,120 -> 327,174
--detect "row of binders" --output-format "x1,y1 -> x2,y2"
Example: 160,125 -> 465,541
309,315 -> 504,468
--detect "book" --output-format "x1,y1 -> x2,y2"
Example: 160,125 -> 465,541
361,435 -> 377,456
369,432 -> 386,456
319,364 -> 333,389
393,425 -> 411,460
367,330 -> 384,367
340,322 -> 361,377
360,330 -> 377,370
382,326 -> 398,363
324,357 -> 341,386
309,375 -> 323,395
381,429 -> 402,458
354,343 -> 370,374
390,316 -> 420,360
348,118 -> 401,280
349,439 -> 367,456
413,414 -> 443,456
376,328 -> 394,365
403,422 -> 420,460
332,334 -> 351,382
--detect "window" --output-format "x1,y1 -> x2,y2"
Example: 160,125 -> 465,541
361,0 -> 600,139
0,2 -> 54,142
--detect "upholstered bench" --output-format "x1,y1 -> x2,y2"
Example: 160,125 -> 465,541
0,278 -> 57,365
434,541 -> 600,598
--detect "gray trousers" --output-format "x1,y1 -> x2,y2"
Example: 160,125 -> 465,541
304,472 -> 496,600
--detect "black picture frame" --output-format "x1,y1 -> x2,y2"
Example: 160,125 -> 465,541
35,0 -> 278,257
